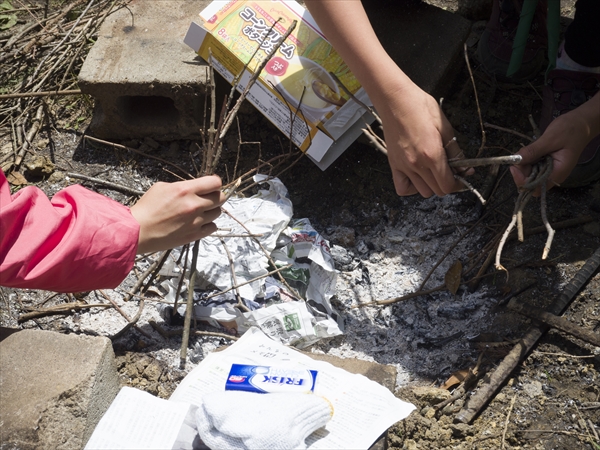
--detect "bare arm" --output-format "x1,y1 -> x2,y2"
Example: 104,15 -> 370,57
304,1 -> 467,197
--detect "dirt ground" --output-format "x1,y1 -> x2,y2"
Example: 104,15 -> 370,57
1,0 -> 599,449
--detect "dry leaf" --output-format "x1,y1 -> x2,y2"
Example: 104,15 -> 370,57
441,368 -> 470,390
7,171 -> 27,186
444,260 -> 462,295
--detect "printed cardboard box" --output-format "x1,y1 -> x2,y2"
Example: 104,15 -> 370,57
184,0 -> 374,170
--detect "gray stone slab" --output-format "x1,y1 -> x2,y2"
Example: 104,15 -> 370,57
78,0 -> 213,140
0,330 -> 120,449
78,0 -> 471,142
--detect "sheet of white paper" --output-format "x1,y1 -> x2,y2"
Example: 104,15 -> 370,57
84,387 -> 193,450
170,327 -> 415,450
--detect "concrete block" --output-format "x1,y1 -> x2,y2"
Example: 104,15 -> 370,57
363,0 -> 472,100
78,0 -> 213,140
78,0 -> 471,142
0,330 -> 120,449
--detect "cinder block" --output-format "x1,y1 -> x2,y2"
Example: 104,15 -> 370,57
78,0 -> 471,142
0,330 -> 121,449
78,0 -> 213,140
363,0 -> 472,100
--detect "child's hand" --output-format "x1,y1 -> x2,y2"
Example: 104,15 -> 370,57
511,98 -> 600,195
377,81 -> 471,197
130,175 -> 226,254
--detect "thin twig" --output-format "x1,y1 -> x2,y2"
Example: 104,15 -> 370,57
149,320 -> 238,341
464,43 -> 486,156
84,135 -> 193,179
202,263 -> 293,301
124,250 -> 172,302
540,182 -> 555,260
448,155 -> 522,167
456,245 -> 600,424
352,285 -> 445,308
0,89 -> 81,99
180,240 -> 199,369
532,351 -> 597,359
484,123 -> 534,142
66,172 -> 145,196
221,207 -> 301,298
518,429 -> 593,437
98,290 -> 153,340
329,70 -> 380,123
172,244 -> 190,318
16,104 -> 44,167
435,353 -> 483,412
455,174 -> 486,205
508,298 -> 600,346
219,237 -> 250,313
362,126 -> 388,156
218,20 -> 297,142
18,302 -> 111,323
528,114 -> 541,138
501,394 -> 517,450
111,297 -> 145,341
496,156 -> 553,272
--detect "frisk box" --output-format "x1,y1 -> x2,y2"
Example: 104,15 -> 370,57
184,0 -> 375,170
225,363 -> 319,393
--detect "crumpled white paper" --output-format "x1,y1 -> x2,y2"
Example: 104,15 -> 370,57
193,174 -> 293,300
161,175 -> 343,347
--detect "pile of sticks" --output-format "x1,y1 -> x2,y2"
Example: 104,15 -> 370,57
0,0 -> 124,172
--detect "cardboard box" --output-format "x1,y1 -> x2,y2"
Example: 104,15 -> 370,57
184,0 -> 374,170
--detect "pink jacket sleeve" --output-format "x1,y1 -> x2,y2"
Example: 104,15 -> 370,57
0,170 -> 139,292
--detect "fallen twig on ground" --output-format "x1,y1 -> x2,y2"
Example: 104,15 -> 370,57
508,298 -> 600,346
84,136 -> 193,179
18,301 -> 111,323
417,204 -> 500,291
455,244 -> 600,424
99,290 -> 153,340
15,104 -> 43,167
501,394 -> 517,450
435,353 -> 483,414
518,429 -> 595,438
149,320 -> 238,341
0,89 -> 81,99
532,351 -> 598,360
66,172 -> 145,196
111,297 -> 145,342
124,250 -> 172,304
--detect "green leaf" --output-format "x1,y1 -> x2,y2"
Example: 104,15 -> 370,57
0,1 -> 13,11
0,13 -> 17,30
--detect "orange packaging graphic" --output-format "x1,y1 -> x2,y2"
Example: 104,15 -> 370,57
184,0 -> 374,169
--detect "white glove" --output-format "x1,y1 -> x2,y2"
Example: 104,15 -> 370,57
195,390 -> 333,449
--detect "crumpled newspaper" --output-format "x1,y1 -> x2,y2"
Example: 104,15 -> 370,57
159,175 -> 343,348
